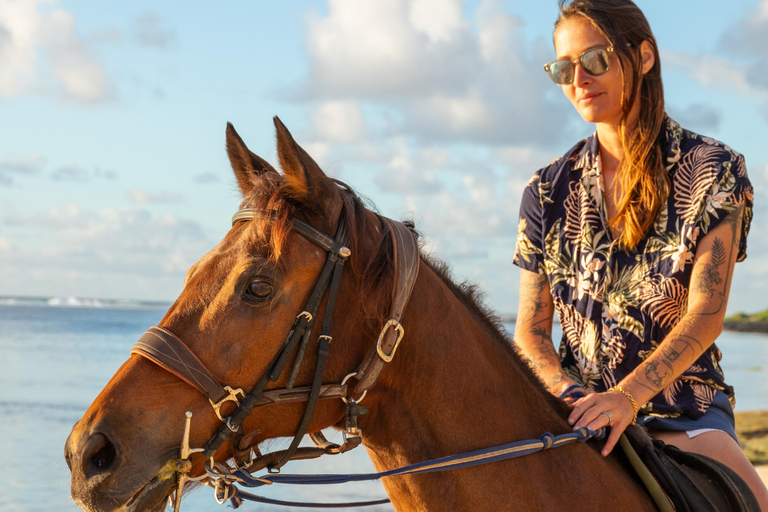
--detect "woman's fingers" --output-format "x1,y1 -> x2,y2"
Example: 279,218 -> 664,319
565,389 -> 637,456
567,393 -> 597,424
569,390 -> 632,421
601,424 -> 624,456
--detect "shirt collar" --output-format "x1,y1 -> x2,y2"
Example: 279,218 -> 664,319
571,115 -> 683,174
572,132 -> 600,173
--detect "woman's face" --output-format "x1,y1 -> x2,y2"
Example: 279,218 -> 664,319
553,16 -> 625,126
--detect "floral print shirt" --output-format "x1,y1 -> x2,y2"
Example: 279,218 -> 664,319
513,117 -> 753,419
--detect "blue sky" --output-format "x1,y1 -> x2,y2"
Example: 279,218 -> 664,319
1,0 -> 767,317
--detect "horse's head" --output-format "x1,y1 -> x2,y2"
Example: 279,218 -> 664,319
65,118 -> 402,512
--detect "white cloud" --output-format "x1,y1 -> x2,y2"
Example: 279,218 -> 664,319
662,50 -> 755,95
0,205 -> 215,300
720,0 -> 768,56
301,0 -> 569,147
409,0 -> 463,43
0,236 -> 15,252
0,0 -> 113,103
304,0 -> 476,99
310,100 -> 367,143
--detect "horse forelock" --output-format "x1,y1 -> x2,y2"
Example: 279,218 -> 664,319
170,172 -> 398,329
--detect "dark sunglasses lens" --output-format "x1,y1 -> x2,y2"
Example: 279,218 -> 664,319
548,60 -> 574,85
581,48 -> 610,76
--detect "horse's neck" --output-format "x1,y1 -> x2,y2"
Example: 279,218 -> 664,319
358,264 -> 654,512
362,262 -> 567,448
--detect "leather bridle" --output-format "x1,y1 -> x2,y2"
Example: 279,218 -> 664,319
131,202 -> 420,474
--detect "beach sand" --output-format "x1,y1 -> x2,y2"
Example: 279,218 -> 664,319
757,465 -> 768,486
735,411 -> 768,487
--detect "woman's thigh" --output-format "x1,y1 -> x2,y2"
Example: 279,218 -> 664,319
648,428 -> 768,510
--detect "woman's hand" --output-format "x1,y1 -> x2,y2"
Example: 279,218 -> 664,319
567,389 -> 635,456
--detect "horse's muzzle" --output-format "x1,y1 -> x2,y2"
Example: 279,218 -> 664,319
65,425 -> 173,512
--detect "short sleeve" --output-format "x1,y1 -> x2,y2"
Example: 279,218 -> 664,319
695,151 -> 753,261
513,174 -> 546,274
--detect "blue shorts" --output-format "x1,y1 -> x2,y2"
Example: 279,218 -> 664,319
636,391 -> 739,445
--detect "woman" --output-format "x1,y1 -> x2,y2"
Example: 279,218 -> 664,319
513,0 -> 768,506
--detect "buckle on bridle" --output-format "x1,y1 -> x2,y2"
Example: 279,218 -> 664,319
375,319 -> 404,363
209,386 -> 245,422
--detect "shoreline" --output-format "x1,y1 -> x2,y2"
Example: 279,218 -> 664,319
723,322 -> 768,334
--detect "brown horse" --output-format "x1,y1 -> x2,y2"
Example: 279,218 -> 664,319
65,118 -> 656,512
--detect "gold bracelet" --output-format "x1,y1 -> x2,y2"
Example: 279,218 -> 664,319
610,385 -> 638,425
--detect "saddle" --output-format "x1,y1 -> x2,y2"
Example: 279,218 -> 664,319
620,426 -> 760,512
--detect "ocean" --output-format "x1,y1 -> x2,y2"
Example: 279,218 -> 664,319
1,301 -> 766,512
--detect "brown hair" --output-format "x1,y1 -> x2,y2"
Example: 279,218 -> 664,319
556,0 -> 668,250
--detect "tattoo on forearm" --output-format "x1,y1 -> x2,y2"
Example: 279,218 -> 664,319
531,325 -> 552,344
644,359 -> 673,389
525,322 -> 563,389
643,335 -> 703,391
660,334 -> 702,362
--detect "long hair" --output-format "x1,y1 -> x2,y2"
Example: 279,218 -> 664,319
556,0 -> 668,250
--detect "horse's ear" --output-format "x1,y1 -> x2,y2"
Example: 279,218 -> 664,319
226,122 -> 278,196
273,116 -> 334,206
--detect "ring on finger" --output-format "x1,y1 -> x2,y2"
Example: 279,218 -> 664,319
600,411 -> 613,426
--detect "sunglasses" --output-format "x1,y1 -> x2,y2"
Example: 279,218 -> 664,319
544,46 -> 614,85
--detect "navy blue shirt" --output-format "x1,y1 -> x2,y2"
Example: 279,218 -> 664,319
513,117 -> 753,419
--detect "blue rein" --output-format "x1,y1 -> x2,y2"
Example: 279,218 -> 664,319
219,426 -> 606,509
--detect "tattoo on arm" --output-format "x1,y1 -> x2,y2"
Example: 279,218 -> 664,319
692,205 -> 743,317
640,335 -> 704,392
530,325 -> 552,343
696,238 -> 725,297
519,273 -> 549,325
525,323 -> 569,390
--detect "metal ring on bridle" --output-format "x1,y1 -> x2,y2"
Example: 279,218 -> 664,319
341,372 -> 367,404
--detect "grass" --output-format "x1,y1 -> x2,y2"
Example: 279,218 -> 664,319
723,309 -> 768,333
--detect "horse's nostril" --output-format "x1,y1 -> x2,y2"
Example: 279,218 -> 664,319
84,433 -> 118,478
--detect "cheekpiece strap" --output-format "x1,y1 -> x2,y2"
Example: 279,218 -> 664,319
354,218 -> 420,393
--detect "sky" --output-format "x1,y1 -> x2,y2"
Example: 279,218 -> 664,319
1,0 -> 768,317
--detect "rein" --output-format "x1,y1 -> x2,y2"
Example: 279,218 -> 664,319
219,426 -> 607,509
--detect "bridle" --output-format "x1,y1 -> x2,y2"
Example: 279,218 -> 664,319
130,200 -> 420,505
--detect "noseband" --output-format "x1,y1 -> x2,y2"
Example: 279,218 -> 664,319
131,204 -> 420,476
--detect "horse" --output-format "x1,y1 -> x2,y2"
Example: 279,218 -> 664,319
65,118 -> 656,512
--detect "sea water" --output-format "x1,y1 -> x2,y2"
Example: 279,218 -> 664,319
0,303 -> 766,512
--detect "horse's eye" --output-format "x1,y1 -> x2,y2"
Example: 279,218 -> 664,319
246,280 -> 273,299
